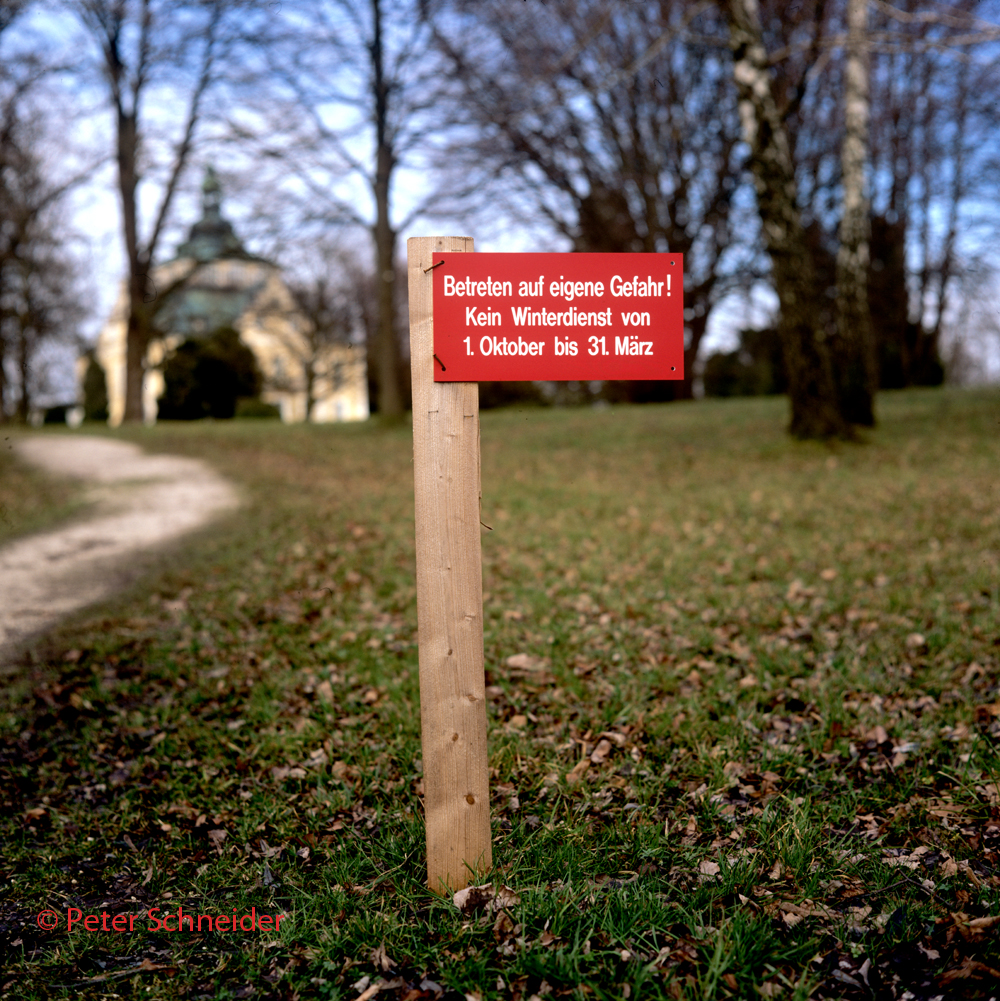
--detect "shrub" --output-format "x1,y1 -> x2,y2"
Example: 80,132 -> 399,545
82,353 -> 109,421
159,326 -> 263,420
235,397 -> 281,419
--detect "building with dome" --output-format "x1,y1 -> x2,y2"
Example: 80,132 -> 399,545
94,168 -> 369,425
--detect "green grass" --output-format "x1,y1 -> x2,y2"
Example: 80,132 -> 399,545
2,387 -> 999,1000
0,429 -> 91,546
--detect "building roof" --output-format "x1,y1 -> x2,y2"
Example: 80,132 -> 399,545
157,167 -> 278,339
175,166 -> 252,263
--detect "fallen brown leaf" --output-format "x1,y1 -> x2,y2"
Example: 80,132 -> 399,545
371,942 -> 396,973
939,956 -> 1000,984
354,978 -> 405,1001
453,883 -> 520,915
331,760 -> 356,782
506,653 -> 546,672
598,731 -> 628,747
866,725 -> 889,744
493,910 -> 517,942
271,765 -> 307,781
952,912 -> 1000,944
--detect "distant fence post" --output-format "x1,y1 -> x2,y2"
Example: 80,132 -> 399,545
406,236 -> 491,894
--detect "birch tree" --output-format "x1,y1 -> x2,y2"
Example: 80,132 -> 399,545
728,0 -> 1000,428
833,0 -> 877,425
726,0 -> 846,438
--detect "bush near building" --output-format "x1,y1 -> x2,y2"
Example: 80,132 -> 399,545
158,326 -> 263,420
82,353 -> 109,422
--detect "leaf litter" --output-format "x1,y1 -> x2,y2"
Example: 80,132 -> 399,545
2,394 -> 1000,998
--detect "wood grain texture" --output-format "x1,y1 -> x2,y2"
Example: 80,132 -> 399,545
406,235 -> 491,893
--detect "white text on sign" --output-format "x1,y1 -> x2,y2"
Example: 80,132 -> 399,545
444,274 -> 671,300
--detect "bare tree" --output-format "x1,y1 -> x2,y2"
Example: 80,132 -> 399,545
432,0 -> 995,426
868,0 -> 1000,387
751,0 -> 1000,406
69,0 -> 272,422
368,0 -> 402,417
770,0 -> 1000,401
0,110 -> 86,421
284,246 -> 367,421
1,0 -> 94,421
229,0 -> 449,418
0,0 -> 31,35
3,223 -> 84,421
424,0 -> 753,401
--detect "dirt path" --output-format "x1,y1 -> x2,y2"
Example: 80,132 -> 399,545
0,435 -> 240,663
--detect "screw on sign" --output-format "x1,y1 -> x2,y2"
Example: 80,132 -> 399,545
406,240 -> 684,895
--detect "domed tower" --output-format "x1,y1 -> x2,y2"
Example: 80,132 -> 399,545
175,166 -> 250,263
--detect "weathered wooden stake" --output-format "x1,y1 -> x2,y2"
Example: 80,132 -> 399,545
406,236 -> 491,894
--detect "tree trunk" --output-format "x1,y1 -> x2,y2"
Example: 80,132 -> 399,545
123,302 -> 149,423
0,326 -> 6,422
117,98 -> 147,424
373,206 -> 402,417
727,0 -> 846,438
834,0 -> 877,426
682,310 -> 710,401
16,309 -> 30,423
305,353 -> 315,421
370,0 -> 403,418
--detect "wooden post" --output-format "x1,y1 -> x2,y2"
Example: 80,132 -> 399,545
406,236 -> 491,894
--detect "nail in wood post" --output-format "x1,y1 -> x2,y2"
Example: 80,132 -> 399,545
406,236 -> 491,894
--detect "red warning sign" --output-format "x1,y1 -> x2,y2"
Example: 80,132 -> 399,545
432,253 -> 684,382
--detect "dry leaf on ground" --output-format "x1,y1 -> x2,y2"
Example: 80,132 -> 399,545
453,884 -> 520,915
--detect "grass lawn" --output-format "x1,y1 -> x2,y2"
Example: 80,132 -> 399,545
2,387 -> 999,1000
0,430 -> 92,547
